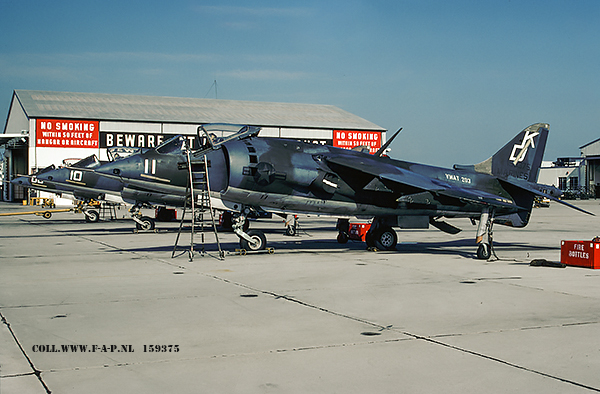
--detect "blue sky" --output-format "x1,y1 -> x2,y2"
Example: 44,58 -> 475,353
1,0 -> 598,166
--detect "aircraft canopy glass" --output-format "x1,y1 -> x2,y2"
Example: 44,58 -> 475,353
156,135 -> 188,154
71,155 -> 103,169
108,146 -> 144,162
36,164 -> 56,174
196,124 -> 261,152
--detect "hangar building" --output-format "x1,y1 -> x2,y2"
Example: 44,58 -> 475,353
538,140 -> 600,199
579,138 -> 600,197
1,90 -> 386,202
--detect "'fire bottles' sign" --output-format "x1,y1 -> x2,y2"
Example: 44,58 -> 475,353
36,119 -> 99,148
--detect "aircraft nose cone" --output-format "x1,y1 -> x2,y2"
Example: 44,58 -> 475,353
36,169 -> 60,182
11,176 -> 31,187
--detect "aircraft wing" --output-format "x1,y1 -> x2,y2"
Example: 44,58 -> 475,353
435,186 -> 525,210
326,155 -> 523,210
326,156 -> 445,192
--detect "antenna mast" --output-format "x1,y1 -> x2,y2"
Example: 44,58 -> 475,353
204,80 -> 218,99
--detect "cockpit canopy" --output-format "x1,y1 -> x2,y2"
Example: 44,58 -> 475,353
107,146 -> 145,162
195,124 -> 261,152
70,155 -> 104,169
156,135 -> 189,154
35,164 -> 56,174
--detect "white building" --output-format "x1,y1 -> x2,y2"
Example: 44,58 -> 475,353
538,158 -> 585,197
538,137 -> 600,199
580,138 -> 600,198
1,90 -> 386,201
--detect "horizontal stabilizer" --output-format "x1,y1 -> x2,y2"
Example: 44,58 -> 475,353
500,178 -> 595,216
549,197 -> 595,216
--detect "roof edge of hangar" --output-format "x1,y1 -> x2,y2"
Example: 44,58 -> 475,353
13,89 -> 386,132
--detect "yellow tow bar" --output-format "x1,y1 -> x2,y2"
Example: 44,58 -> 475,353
0,209 -> 72,219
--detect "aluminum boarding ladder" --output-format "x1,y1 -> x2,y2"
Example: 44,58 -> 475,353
172,152 -> 224,261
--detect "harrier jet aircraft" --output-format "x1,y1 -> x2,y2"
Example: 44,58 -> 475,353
15,136 -> 217,230
21,143 -> 192,229
11,155 -> 125,223
94,123 -> 592,259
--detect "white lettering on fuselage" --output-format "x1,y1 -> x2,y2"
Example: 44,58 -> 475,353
445,173 -> 472,184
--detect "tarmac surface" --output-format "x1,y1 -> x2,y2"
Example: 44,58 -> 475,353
1,200 -> 600,393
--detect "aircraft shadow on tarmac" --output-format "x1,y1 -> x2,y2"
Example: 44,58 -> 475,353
115,236 -> 559,260
8,218 -> 559,260
389,239 -> 559,259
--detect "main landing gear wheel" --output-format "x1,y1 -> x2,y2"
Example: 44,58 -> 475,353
477,243 -> 491,260
239,229 -> 267,251
135,216 -> 156,231
374,226 -> 397,251
365,231 -> 375,248
85,210 -> 100,223
475,207 -> 495,260
366,225 -> 397,251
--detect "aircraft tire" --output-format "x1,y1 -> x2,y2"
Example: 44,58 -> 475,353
477,243 -> 491,260
337,232 -> 348,244
85,210 -> 100,223
240,229 -> 267,251
374,227 -> 397,251
136,216 -> 156,231
286,225 -> 297,236
365,231 -> 375,248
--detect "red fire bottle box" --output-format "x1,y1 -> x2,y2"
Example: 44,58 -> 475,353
348,223 -> 371,241
560,240 -> 600,269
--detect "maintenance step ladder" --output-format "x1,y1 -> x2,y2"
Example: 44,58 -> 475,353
172,152 -> 224,261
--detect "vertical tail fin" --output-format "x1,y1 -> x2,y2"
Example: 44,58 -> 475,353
456,123 -> 549,182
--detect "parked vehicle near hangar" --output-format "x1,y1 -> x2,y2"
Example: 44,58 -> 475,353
92,123 -> 593,259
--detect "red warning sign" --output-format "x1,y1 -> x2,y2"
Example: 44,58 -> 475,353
36,119 -> 99,148
333,130 -> 381,154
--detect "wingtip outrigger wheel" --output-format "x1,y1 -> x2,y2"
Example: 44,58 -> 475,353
84,209 -> 100,223
284,215 -> 299,236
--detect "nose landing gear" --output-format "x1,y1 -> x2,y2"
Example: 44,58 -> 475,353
130,204 -> 156,232
232,212 -> 266,251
